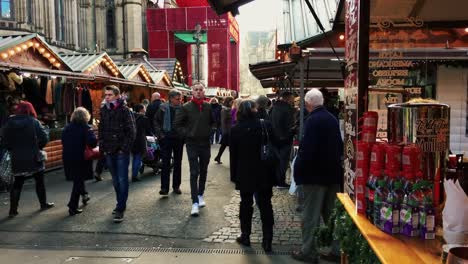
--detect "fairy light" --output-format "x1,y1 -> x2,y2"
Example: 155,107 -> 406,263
38,48 -> 45,53
8,49 -> 15,56
1,53 -> 8,59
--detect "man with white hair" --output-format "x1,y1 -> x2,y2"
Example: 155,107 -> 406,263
145,92 -> 162,134
174,83 -> 214,216
292,88 -> 343,263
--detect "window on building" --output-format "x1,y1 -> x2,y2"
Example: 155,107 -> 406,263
0,0 -> 12,19
26,0 -> 32,24
55,0 -> 65,41
106,0 -> 116,49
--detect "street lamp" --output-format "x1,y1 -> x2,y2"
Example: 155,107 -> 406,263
193,23 -> 202,83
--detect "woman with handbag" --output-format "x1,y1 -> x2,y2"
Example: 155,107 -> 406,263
230,100 -> 276,252
1,101 -> 54,217
62,107 -> 97,216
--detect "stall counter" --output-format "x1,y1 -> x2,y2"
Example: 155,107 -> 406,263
337,193 -> 441,264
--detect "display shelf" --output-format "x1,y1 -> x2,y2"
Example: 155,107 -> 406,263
337,193 -> 441,264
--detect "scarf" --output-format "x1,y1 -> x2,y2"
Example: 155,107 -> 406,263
191,97 -> 204,112
105,99 -> 119,110
162,103 -> 180,132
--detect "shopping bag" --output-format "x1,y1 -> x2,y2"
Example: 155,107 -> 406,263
0,150 -> 13,189
289,155 -> 297,195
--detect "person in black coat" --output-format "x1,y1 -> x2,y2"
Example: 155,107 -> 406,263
131,104 -> 148,182
145,92 -> 161,135
210,98 -> 222,144
230,99 -> 275,253
154,89 -> 184,195
62,107 -> 97,216
270,91 -> 296,188
291,88 -> 343,263
1,101 -> 54,217
214,97 -> 233,164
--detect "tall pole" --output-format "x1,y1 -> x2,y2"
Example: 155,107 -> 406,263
193,23 -> 202,83
196,39 -> 200,82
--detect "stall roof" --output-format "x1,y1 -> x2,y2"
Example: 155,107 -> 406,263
149,70 -> 173,87
0,33 -> 71,71
60,52 -> 124,78
147,58 -> 179,77
118,63 -> 154,83
249,58 -> 344,88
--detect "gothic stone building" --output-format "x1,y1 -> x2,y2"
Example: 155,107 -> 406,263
0,0 -> 152,58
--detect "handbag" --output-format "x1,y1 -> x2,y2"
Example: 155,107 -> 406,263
260,119 -> 276,162
84,145 -> 102,160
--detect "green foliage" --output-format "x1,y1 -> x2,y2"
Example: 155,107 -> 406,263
315,200 -> 381,264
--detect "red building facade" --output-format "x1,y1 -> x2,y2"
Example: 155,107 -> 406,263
146,1 -> 240,92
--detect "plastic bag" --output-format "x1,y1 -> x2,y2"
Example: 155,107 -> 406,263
443,179 -> 468,244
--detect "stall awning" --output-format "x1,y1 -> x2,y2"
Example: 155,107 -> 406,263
175,32 -> 207,43
249,58 -> 344,88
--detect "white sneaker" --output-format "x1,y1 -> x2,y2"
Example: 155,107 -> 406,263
191,203 -> 199,216
198,195 -> 206,208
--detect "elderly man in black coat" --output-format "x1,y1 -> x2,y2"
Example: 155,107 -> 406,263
292,88 -> 343,263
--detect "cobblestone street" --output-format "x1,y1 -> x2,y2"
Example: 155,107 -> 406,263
204,189 -> 302,246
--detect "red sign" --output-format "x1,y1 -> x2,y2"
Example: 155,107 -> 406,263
176,0 -> 209,7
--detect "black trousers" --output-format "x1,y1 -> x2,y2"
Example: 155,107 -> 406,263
160,137 -> 184,191
67,166 -> 87,210
10,171 -> 47,211
186,143 -> 210,204
239,189 -> 274,239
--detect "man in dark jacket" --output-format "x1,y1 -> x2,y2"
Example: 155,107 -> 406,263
99,85 -> 136,223
292,88 -> 343,263
145,92 -> 161,134
270,91 -> 295,188
174,82 -> 214,217
154,89 -> 183,196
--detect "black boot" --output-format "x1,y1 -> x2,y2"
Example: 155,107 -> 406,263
9,189 -> 20,217
236,234 -> 251,247
262,238 -> 272,253
35,173 -> 54,210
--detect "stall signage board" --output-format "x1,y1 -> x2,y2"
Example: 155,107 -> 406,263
343,0 -> 359,200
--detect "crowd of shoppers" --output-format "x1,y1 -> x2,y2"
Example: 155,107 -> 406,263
0,83 -> 344,261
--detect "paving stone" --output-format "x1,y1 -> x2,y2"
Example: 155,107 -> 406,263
205,188 -> 303,246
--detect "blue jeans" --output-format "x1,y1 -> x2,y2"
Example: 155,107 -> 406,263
131,154 -> 143,179
210,128 -> 222,144
105,153 -> 130,212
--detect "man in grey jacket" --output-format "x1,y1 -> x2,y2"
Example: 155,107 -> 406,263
174,83 -> 214,216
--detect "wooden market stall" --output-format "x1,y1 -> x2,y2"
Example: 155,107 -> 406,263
0,33 -> 96,171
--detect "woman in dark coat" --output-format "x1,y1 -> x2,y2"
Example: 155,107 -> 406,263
131,104 -> 148,182
62,107 -> 97,215
214,97 -> 233,164
230,100 -> 275,252
1,101 -> 54,217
